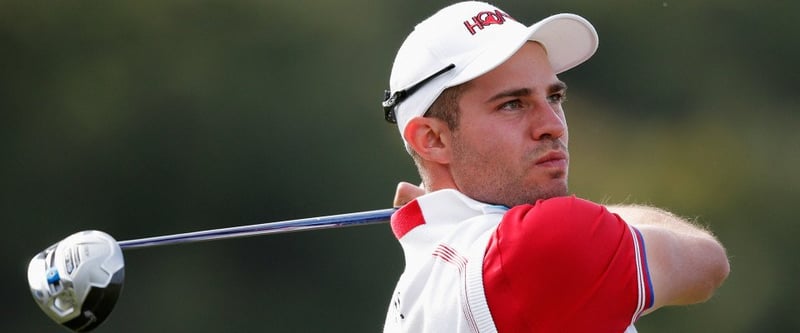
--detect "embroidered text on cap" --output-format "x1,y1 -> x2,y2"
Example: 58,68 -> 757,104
464,10 -> 514,35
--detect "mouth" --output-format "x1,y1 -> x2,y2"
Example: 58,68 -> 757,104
535,151 -> 569,169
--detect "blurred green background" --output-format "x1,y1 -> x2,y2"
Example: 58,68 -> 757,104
3,0 -> 797,332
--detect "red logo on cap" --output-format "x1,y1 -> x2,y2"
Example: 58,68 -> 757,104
464,10 -> 513,35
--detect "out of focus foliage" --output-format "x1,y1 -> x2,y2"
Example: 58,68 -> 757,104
2,0 -> 797,332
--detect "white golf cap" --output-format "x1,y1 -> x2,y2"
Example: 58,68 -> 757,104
382,1 -> 599,142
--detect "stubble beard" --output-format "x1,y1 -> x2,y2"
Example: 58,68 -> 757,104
489,165 -> 569,207
450,137 -> 569,207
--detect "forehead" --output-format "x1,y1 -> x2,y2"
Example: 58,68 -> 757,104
463,42 -> 558,94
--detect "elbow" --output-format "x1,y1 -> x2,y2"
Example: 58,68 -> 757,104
707,243 -> 731,298
713,244 -> 731,287
690,240 -> 731,303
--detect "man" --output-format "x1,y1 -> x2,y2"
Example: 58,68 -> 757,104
380,2 -> 729,332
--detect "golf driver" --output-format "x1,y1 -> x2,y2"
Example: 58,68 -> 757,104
28,208 -> 395,332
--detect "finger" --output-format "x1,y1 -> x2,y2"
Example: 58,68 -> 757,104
393,182 -> 426,207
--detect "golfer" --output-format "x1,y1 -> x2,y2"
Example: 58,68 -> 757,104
380,2 -> 729,332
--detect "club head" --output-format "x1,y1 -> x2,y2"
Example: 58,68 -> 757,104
28,230 -> 125,332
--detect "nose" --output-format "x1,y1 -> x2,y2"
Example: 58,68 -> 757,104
530,102 -> 567,140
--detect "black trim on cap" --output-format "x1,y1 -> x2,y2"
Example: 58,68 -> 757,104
382,64 -> 455,124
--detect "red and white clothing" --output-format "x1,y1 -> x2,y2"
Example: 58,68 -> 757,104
383,189 -> 653,333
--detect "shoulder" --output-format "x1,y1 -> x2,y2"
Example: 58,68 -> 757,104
486,195 -> 639,293
483,196 -> 649,331
488,195 -> 633,280
499,195 -> 621,239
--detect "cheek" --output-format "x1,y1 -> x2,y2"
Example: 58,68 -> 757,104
453,129 -> 521,178
560,110 -> 569,143
456,126 -> 512,159
450,127 -> 500,170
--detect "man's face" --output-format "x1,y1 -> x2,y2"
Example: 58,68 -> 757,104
448,42 -> 570,207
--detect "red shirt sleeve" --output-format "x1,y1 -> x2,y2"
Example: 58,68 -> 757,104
483,196 -> 653,333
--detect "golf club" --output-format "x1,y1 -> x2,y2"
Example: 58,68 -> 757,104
28,208 -> 396,332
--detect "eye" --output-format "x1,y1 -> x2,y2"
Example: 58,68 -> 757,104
499,99 -> 524,111
547,92 -> 567,105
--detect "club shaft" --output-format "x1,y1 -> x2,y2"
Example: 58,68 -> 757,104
118,208 -> 396,250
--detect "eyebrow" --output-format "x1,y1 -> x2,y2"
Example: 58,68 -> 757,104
485,81 -> 568,103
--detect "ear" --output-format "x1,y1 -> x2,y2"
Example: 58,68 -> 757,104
403,117 -> 451,164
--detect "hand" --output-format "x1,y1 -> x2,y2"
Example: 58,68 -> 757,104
393,182 -> 426,207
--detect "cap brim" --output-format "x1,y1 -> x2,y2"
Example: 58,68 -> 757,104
528,13 -> 599,74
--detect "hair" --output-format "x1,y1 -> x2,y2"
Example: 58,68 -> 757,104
426,82 -> 468,130
408,82 -> 470,181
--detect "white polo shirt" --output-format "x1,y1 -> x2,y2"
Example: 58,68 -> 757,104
384,189 -> 652,333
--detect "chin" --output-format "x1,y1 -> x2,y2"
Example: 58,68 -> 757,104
503,185 -> 568,207
539,189 -> 568,200
539,180 -> 569,199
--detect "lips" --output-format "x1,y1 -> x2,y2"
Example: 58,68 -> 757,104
535,151 -> 568,168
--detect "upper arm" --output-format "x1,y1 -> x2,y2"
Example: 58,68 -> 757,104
636,223 -> 730,312
608,205 -> 730,313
